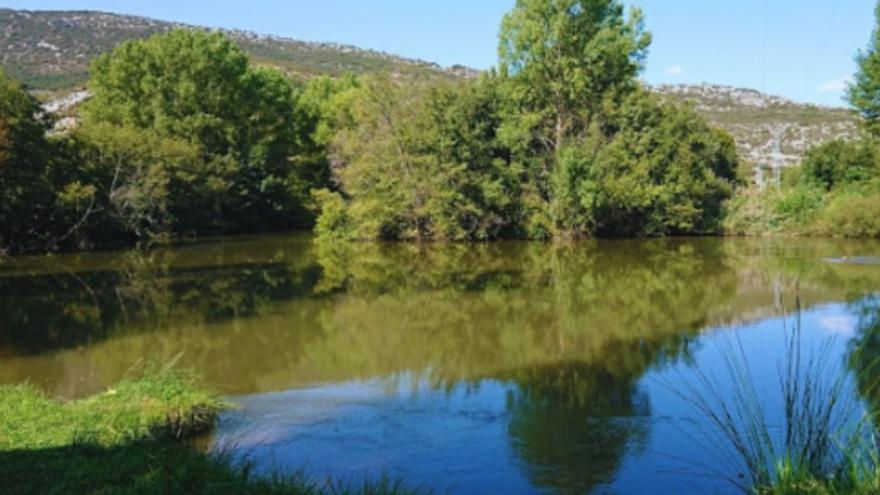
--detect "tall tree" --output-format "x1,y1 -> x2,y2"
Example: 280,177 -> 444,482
849,2 -> 880,136
498,0 -> 651,155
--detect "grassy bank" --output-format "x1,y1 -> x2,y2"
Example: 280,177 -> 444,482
0,373 -> 418,495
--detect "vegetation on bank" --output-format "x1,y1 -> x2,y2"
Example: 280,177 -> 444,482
723,140 -> 880,238
0,0 -> 742,254
0,372 -> 419,495
725,3 -> 880,239
3,0 -> 880,253
313,0 -> 740,240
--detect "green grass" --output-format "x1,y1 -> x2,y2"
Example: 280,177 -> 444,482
0,372 -> 422,495
0,372 -> 227,450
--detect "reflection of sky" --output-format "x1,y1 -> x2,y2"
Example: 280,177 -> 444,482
218,379 -> 531,494
214,302 -> 867,494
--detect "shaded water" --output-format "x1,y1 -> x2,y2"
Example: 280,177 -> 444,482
3,235 -> 880,493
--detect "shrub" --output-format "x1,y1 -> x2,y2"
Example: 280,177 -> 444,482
815,192 -> 880,237
773,186 -> 824,224
801,139 -> 879,191
311,188 -> 352,240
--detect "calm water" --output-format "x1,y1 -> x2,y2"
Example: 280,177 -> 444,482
3,235 -> 880,494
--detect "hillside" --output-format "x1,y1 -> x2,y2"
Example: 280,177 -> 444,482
0,9 -> 471,91
1,9 -> 858,170
656,84 -> 857,170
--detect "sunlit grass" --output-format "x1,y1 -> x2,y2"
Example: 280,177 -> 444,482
0,371 -> 423,495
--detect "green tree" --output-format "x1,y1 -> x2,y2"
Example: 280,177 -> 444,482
319,75 -> 519,240
849,3 -> 880,136
561,90 -> 739,236
0,69 -> 58,253
498,0 -> 651,155
83,29 -> 320,233
800,139 -> 879,191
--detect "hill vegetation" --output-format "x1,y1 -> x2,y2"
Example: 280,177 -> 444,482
0,8 -> 468,91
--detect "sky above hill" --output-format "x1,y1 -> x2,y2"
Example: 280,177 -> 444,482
3,0 -> 874,106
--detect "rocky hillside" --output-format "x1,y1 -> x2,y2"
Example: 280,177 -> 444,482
1,9 -> 857,170
655,84 -> 857,170
0,9 -> 471,91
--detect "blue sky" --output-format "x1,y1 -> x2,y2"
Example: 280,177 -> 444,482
2,0 -> 875,106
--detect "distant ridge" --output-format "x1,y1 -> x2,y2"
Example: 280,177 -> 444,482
0,8 -> 476,90
1,8 -> 857,168
654,83 -> 857,168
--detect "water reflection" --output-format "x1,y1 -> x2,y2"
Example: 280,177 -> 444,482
504,363 -> 651,493
2,236 -> 880,398
2,235 -> 880,492
848,295 -> 880,423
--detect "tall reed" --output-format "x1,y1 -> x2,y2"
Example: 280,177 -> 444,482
671,299 -> 880,493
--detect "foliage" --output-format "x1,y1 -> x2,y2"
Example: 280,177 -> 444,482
772,186 -> 826,225
498,0 -> 651,155
849,3 -> 880,137
0,69 -> 84,253
71,123 -> 201,242
83,29 -> 323,234
546,89 -> 738,237
316,1 -> 738,240
815,192 -> 880,238
2,29 -> 347,254
312,188 -> 352,239
801,139 -> 879,191
0,69 -> 51,250
327,75 -> 519,240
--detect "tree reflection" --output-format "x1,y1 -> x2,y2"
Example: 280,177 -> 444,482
0,236 -> 322,354
848,295 -> 880,422
504,363 -> 649,493
498,317 -> 695,493
4,235 -> 880,490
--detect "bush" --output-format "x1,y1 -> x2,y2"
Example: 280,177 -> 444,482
801,139 -> 879,191
311,188 -> 352,240
556,90 -> 739,237
325,75 -> 519,241
815,192 -> 880,237
773,186 -> 824,224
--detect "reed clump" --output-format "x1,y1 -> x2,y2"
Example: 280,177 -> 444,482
677,301 -> 880,494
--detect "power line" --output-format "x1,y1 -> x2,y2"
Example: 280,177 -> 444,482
806,0 -> 842,98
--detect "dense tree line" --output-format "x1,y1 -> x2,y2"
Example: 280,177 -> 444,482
0,31 -> 338,254
314,0 -> 739,240
1,0 -> 743,253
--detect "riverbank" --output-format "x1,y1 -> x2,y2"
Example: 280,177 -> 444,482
0,372 -> 418,495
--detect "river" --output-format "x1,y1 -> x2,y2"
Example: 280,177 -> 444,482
2,234 -> 879,493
